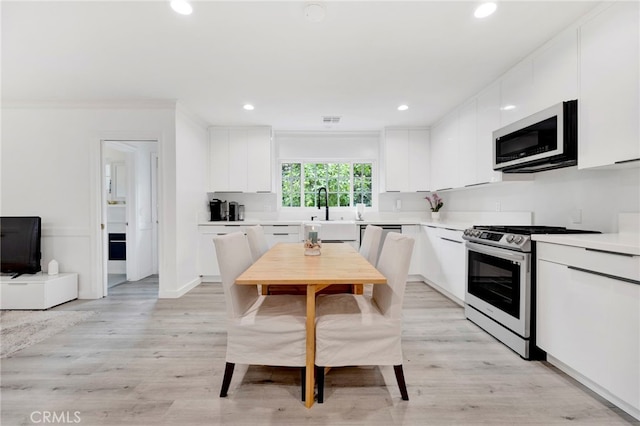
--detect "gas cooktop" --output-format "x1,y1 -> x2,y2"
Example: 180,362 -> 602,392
462,225 -> 600,252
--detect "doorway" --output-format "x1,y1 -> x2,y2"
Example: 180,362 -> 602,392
101,140 -> 159,295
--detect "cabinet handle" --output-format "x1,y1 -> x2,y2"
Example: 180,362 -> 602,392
435,187 -> 453,192
415,190 -> 431,193
385,190 -> 401,193
440,237 -> 463,244
426,225 -> 437,229
273,233 -> 289,236
585,247 -> 635,258
614,158 -> 640,165
256,191 -> 272,193
272,224 -> 289,227
568,266 -> 640,285
225,225 -> 242,227
464,182 -> 490,187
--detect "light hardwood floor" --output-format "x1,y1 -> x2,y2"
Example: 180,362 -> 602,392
1,278 -> 637,425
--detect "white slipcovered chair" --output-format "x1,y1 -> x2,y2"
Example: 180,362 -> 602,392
213,232 -> 308,400
314,232 -> 415,403
245,224 -> 270,262
359,224 -> 383,266
245,224 -> 271,295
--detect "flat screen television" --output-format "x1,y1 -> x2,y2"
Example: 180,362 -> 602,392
1,216 -> 42,277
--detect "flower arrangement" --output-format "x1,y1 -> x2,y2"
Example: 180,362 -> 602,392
425,193 -> 443,212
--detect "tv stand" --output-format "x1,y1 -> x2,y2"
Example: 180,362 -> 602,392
1,272 -> 78,310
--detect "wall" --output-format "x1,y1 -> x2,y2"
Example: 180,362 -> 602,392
167,104 -> 209,298
0,102 -> 188,299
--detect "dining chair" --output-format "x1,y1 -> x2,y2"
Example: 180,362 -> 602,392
245,225 -> 271,295
213,232 -> 308,401
359,224 -> 383,266
358,224 -> 383,296
314,232 -> 415,403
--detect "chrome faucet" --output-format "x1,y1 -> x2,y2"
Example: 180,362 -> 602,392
317,187 -> 329,221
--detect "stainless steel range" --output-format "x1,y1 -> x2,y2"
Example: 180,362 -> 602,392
462,225 -> 600,360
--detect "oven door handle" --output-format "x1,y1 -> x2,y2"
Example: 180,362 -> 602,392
466,241 -> 527,262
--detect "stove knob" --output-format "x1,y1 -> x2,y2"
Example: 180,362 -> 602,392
506,234 -> 515,243
463,229 -> 470,236
474,230 -> 481,237
514,235 -> 524,244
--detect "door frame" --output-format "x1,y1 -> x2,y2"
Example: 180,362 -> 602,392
94,135 -> 161,298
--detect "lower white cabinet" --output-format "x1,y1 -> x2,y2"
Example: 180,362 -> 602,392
435,228 -> 466,303
1,273 -> 78,310
536,242 -> 640,419
401,225 -> 421,276
419,225 -> 465,305
262,225 -> 301,246
198,224 -> 301,281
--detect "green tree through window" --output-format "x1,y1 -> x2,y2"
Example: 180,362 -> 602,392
281,162 -> 372,208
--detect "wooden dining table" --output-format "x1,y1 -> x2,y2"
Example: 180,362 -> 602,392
234,242 -> 387,407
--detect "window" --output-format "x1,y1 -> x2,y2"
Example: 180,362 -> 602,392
281,162 -> 373,208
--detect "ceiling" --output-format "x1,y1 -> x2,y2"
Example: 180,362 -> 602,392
2,1 -> 600,131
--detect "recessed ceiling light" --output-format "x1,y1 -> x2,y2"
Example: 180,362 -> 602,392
474,2 -> 497,19
170,0 -> 193,16
501,105 -> 516,111
304,4 -> 326,22
397,105 -> 409,111
243,104 -> 255,111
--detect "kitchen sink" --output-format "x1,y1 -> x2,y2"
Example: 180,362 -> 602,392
305,220 -> 358,241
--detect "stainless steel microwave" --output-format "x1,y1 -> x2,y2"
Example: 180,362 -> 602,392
493,100 -> 577,173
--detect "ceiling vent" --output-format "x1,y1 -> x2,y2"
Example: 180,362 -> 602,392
322,116 -> 341,124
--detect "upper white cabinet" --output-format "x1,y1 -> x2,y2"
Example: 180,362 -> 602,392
458,99 -> 478,187
383,128 -> 430,192
531,30 -> 578,112
500,60 -> 533,125
429,115 -> 459,191
209,126 -> 272,192
475,82 -> 503,185
578,1 -> 640,169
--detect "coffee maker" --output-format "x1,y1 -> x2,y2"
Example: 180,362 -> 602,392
209,199 -> 227,221
228,202 -> 239,221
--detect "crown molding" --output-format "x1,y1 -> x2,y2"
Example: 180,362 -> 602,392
1,99 -> 178,110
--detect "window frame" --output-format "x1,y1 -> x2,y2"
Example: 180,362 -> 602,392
278,158 -> 377,211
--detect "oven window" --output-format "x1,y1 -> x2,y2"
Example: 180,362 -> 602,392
468,251 -> 521,318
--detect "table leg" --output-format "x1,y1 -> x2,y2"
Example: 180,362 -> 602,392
305,285 -> 316,408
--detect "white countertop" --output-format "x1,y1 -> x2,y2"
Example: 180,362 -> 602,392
532,233 -> 640,256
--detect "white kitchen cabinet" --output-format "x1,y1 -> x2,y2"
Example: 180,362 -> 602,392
209,126 -> 272,192
531,29 -> 578,113
500,60 -> 533,125
435,228 -> 466,303
262,225 -> 301,246
475,82 -> 503,185
420,225 -> 442,287
578,1 -> 640,169
383,128 -> 430,192
198,224 -> 249,280
458,99 -> 478,187
429,115 -> 459,191
537,242 -> 640,419
401,225 -> 421,276
246,127 -> 272,192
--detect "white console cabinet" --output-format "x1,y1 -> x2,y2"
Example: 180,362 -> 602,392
1,273 -> 78,310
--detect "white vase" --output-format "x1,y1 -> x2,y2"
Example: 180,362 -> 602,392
431,211 -> 441,221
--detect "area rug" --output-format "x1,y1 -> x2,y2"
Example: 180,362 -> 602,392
0,310 -> 96,358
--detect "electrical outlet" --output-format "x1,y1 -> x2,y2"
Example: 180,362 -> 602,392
495,201 -> 501,212
396,199 -> 402,210
571,208 -> 582,224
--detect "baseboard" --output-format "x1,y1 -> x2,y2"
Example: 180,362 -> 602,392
420,277 -> 464,307
546,355 -> 640,421
158,276 -> 201,298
